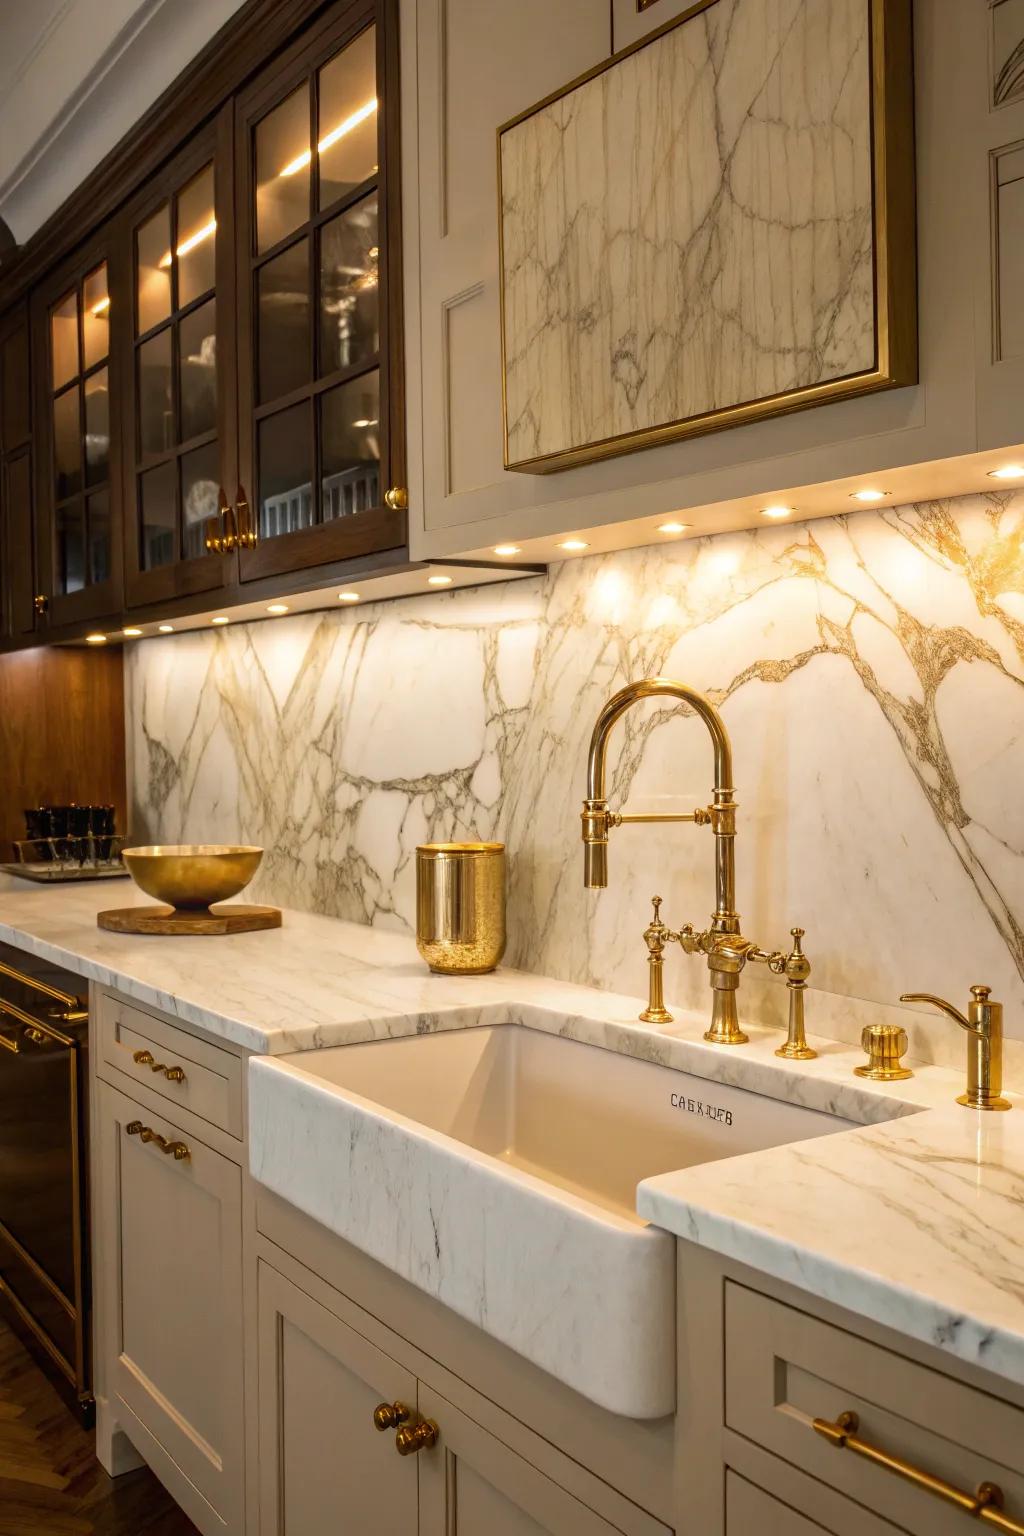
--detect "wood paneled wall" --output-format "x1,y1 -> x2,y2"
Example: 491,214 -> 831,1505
0,645 -> 127,860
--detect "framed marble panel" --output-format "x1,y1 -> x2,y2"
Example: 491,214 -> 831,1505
498,0 -> 916,474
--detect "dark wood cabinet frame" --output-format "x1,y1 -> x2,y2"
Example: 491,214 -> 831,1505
0,305 -> 35,639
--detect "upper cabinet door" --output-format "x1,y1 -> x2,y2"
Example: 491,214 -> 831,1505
234,0 -> 406,584
122,109 -> 238,608
33,230 -> 124,631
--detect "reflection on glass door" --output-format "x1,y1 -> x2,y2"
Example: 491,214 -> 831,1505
132,162 -> 222,572
48,265 -> 112,596
248,23 -> 383,547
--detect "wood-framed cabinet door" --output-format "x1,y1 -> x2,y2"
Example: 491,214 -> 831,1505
31,226 -> 125,631
233,0 -> 406,585
0,305 -> 36,640
97,1079 -> 244,1535
417,1384 -> 636,1536
256,1259 -> 419,1536
120,105 -> 239,609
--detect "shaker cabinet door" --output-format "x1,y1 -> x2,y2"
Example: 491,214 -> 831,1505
97,1080 -> 244,1536
417,1384 -> 634,1536
256,1259 -> 419,1536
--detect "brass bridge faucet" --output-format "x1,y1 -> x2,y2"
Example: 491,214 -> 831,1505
900,985 -> 1011,1111
582,677 -> 814,1055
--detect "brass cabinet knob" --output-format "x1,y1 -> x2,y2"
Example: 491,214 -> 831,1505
33,594 -> 49,615
854,1023 -> 912,1082
384,486 -> 408,511
395,1419 -> 439,1456
373,1401 -> 411,1431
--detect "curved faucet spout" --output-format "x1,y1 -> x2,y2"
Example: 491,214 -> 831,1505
585,677 -> 734,804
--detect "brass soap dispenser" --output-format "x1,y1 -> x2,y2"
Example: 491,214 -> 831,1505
899,985 -> 1012,1111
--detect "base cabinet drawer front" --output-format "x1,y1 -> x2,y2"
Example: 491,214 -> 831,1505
724,1283 -> 1024,1536
725,1472 -> 904,1536
417,1384 -> 643,1536
257,1261 -> 419,1536
98,992 -> 242,1136
100,1080 -> 244,1534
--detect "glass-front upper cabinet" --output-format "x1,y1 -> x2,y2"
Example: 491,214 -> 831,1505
234,0 -> 405,583
121,110 -> 236,607
32,230 -> 123,629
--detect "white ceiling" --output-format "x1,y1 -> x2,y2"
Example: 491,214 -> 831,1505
0,0 -> 247,245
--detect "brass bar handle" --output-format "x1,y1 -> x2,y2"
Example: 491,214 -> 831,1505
133,1049 -> 155,1066
163,1065 -> 186,1083
395,1419 -> 438,1456
610,808 -> 712,828
125,1120 -> 190,1161
132,1048 -> 186,1083
813,1412 -> 1023,1532
205,488 -> 236,553
235,485 -> 258,549
373,1401 -> 411,1431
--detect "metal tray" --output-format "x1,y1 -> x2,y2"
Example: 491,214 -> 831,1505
0,863 -> 130,884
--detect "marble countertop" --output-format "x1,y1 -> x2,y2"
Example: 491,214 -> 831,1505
0,874 -> 1021,1391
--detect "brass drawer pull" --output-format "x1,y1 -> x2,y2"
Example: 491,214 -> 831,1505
373,1401 -> 411,1431
395,1419 -> 438,1456
125,1120 -> 191,1161
132,1048 -> 186,1084
813,1412 -> 1024,1533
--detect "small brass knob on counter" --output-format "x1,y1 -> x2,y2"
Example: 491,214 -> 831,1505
854,1023 -> 912,1082
395,1419 -> 439,1456
373,1401 -> 410,1431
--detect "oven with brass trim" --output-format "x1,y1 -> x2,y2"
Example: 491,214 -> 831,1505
0,941 -> 92,1421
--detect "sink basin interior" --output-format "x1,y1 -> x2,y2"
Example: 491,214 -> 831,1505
290,1025 -> 857,1224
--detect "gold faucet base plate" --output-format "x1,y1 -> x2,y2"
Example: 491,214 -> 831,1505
957,1091 -> 1012,1111
703,1027 -> 749,1046
853,1064 -> 913,1082
639,1006 -> 673,1024
776,1043 -> 817,1061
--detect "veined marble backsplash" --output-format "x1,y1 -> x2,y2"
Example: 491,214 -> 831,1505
126,491 -> 1024,1061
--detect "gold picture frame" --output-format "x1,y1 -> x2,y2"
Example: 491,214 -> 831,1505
497,0 -> 916,475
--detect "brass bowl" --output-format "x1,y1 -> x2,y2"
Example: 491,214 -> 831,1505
416,842 -> 506,974
122,845 -> 264,911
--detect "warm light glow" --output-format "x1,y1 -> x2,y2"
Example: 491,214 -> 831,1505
91,296 -> 111,316
279,99 -> 378,177
122,627 -> 143,637
493,544 -> 521,556
849,488 -> 889,503
558,539 -> 589,552
657,521 -> 689,535
158,218 -> 217,269
988,464 -> 1024,480
338,591 -> 361,602
211,616 -> 230,625
158,624 -> 175,633
86,633 -> 107,645
352,417 -> 378,428
428,574 -> 453,586
267,604 -> 289,615
761,505 -> 793,520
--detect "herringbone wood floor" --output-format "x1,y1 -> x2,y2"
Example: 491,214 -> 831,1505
0,1318 -> 200,1536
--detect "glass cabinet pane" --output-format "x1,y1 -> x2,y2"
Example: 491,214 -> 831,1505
140,461 -> 177,570
51,291 -> 79,390
318,29 -> 378,209
320,373 -> 379,519
181,440 -> 220,560
138,206 -> 172,334
82,264 -> 110,369
178,165 -> 217,308
84,369 -> 110,487
258,240 -> 310,402
53,386 -> 81,499
320,193 -> 379,376
56,501 -> 85,593
179,298 -> 218,440
88,490 -> 111,583
256,86 -> 310,253
259,402 -> 312,537
138,329 -> 174,456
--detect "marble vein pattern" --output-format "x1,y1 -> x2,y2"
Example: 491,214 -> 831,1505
499,0 -> 875,464
127,490 -> 1024,1062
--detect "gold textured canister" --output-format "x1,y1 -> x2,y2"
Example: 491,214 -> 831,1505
415,842 -> 506,974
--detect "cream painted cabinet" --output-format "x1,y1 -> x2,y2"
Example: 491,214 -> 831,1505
724,1474 -> 903,1536
401,0 -> 1013,564
256,1260 -> 420,1535
96,1078 -> 245,1536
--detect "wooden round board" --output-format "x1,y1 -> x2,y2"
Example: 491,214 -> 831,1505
97,904 -> 282,936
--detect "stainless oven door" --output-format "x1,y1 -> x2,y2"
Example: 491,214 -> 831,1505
0,1002 -> 88,1395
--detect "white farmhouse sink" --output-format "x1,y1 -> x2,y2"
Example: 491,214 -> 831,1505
249,1024 -> 854,1419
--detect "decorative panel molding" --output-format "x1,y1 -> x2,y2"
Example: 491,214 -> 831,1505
441,283 -> 501,496
993,0 -> 1024,106
995,142 -> 1024,358
498,0 -> 916,474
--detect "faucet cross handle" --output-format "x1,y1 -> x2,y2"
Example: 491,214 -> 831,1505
899,986 -> 1011,1111
640,895 -> 677,1026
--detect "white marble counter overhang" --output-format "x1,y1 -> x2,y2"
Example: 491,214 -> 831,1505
1,875 -> 1021,1392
